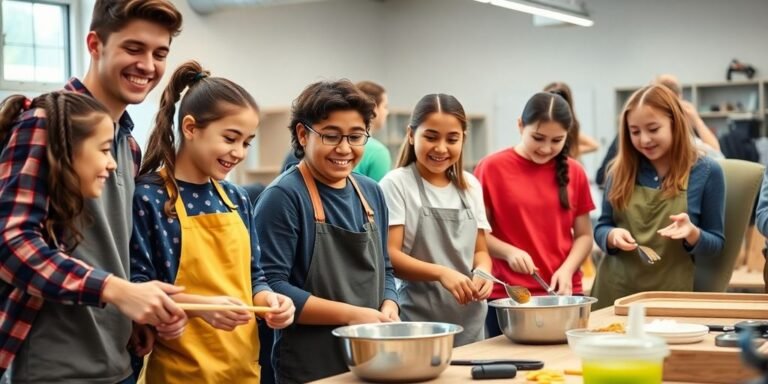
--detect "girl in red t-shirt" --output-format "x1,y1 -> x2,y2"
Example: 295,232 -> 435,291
474,92 -> 595,337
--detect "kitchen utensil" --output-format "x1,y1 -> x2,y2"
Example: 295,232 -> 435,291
176,303 -> 273,313
637,245 -> 661,265
451,359 -> 544,370
473,269 -> 531,304
531,271 -> 557,296
331,322 -> 463,382
489,296 -> 598,344
471,364 -> 517,380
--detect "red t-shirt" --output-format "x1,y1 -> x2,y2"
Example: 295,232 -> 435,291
474,148 -> 595,298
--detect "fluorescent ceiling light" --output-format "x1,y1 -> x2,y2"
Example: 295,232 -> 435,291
474,0 -> 594,27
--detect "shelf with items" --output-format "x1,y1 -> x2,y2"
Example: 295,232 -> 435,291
615,80 -> 767,138
234,107 -> 292,186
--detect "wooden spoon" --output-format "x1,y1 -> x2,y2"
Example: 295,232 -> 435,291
177,303 -> 274,313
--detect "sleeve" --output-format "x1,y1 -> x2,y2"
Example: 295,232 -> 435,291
373,185 -> 398,304
379,171 -> 407,226
254,186 -> 312,317
688,160 -> 726,257
466,173 -> 491,231
593,177 -> 618,254
127,136 -> 142,177
756,166 -> 768,237
366,144 -> 392,182
238,187 -> 271,296
129,192 -> 159,283
0,116 -> 108,306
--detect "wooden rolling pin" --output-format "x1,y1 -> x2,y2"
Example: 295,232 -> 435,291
177,303 -> 274,313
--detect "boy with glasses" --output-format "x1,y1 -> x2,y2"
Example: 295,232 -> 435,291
254,80 -> 399,384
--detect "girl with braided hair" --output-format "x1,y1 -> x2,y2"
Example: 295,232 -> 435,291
474,92 -> 595,337
0,92 -> 116,251
129,60 -> 294,383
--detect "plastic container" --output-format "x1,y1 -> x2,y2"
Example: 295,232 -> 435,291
571,304 -> 669,384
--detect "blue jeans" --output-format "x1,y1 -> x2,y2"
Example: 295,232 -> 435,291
485,307 -> 502,338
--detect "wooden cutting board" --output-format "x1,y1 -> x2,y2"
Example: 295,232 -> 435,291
663,333 -> 761,383
614,291 -> 768,319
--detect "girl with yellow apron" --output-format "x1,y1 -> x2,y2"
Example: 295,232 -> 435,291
129,61 -> 295,383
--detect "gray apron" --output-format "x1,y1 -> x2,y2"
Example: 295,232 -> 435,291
399,165 -> 487,346
591,182 -> 693,310
276,162 -> 385,384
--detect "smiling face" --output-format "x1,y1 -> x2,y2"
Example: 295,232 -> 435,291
298,109 -> 367,188
181,106 -> 260,182
410,112 -> 464,185
88,19 -> 171,111
627,104 -> 673,165
72,114 -> 117,198
516,119 -> 568,164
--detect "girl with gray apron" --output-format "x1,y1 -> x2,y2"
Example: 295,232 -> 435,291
276,162 -> 387,384
591,181 -> 692,310
399,164 -> 487,346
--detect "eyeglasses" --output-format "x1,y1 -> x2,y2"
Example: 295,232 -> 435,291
302,122 -> 369,146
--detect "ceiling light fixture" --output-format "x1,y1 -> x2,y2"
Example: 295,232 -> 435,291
474,0 -> 594,27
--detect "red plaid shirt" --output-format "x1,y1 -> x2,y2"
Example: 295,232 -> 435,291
0,78 -> 142,373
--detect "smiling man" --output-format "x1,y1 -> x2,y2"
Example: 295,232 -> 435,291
0,1 -> 185,383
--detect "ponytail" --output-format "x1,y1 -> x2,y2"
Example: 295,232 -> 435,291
141,60 -> 210,217
0,95 -> 30,145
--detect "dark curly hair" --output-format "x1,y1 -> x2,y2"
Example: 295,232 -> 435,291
0,92 -> 111,251
289,80 -> 376,159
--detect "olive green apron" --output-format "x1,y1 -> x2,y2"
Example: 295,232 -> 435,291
592,183 -> 693,310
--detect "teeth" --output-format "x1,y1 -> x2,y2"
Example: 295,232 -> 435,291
331,159 -> 350,166
126,75 -> 149,85
429,156 -> 448,162
219,160 -> 234,168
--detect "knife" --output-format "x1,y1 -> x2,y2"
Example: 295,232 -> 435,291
531,271 -> 557,296
451,359 -> 544,370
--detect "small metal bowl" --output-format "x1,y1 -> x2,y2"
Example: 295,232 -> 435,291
490,296 -> 598,344
332,322 -> 463,382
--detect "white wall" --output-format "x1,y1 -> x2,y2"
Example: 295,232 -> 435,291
379,0 -> 768,176
5,0 -> 768,178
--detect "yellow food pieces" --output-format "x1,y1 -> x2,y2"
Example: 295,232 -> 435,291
526,369 -> 566,383
590,322 -> 626,333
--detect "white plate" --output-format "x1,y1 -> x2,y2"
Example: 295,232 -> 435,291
643,321 -> 709,336
650,332 -> 707,344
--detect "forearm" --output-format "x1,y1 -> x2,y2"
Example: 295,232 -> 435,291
486,233 -> 520,260
389,247 -> 445,281
297,296 -> 356,325
561,234 -> 592,274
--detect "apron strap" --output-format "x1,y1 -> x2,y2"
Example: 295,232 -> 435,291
298,161 -> 326,223
347,174 -> 375,224
159,168 -> 189,221
210,179 -> 238,210
410,163 -> 472,214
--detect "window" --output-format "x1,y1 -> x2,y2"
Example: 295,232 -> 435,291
1,0 -> 71,87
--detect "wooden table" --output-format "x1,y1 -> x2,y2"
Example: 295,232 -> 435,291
582,267 -> 766,295
313,306 -> 756,383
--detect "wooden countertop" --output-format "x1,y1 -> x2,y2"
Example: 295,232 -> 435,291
582,266 -> 765,295
313,304 -> 756,383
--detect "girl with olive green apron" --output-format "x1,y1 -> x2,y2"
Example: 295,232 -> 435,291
592,182 -> 693,310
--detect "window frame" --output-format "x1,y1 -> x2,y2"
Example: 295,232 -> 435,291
0,0 -> 80,92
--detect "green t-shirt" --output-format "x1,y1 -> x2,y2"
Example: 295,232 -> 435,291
353,137 -> 392,181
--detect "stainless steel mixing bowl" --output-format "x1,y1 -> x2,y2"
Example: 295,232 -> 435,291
489,296 -> 598,344
331,322 -> 463,382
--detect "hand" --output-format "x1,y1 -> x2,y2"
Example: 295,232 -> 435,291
437,267 -> 477,305
102,278 -> 186,326
657,213 -> 701,245
608,228 -> 637,251
261,293 -> 295,330
129,323 -> 155,357
471,272 -> 493,301
347,306 -> 393,325
549,267 -> 574,296
379,300 -> 400,322
504,248 -> 536,275
193,296 -> 253,331
155,313 -> 187,340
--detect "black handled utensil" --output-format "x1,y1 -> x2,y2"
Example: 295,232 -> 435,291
452,359 -> 544,370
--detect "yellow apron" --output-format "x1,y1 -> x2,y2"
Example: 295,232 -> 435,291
142,174 -> 260,383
